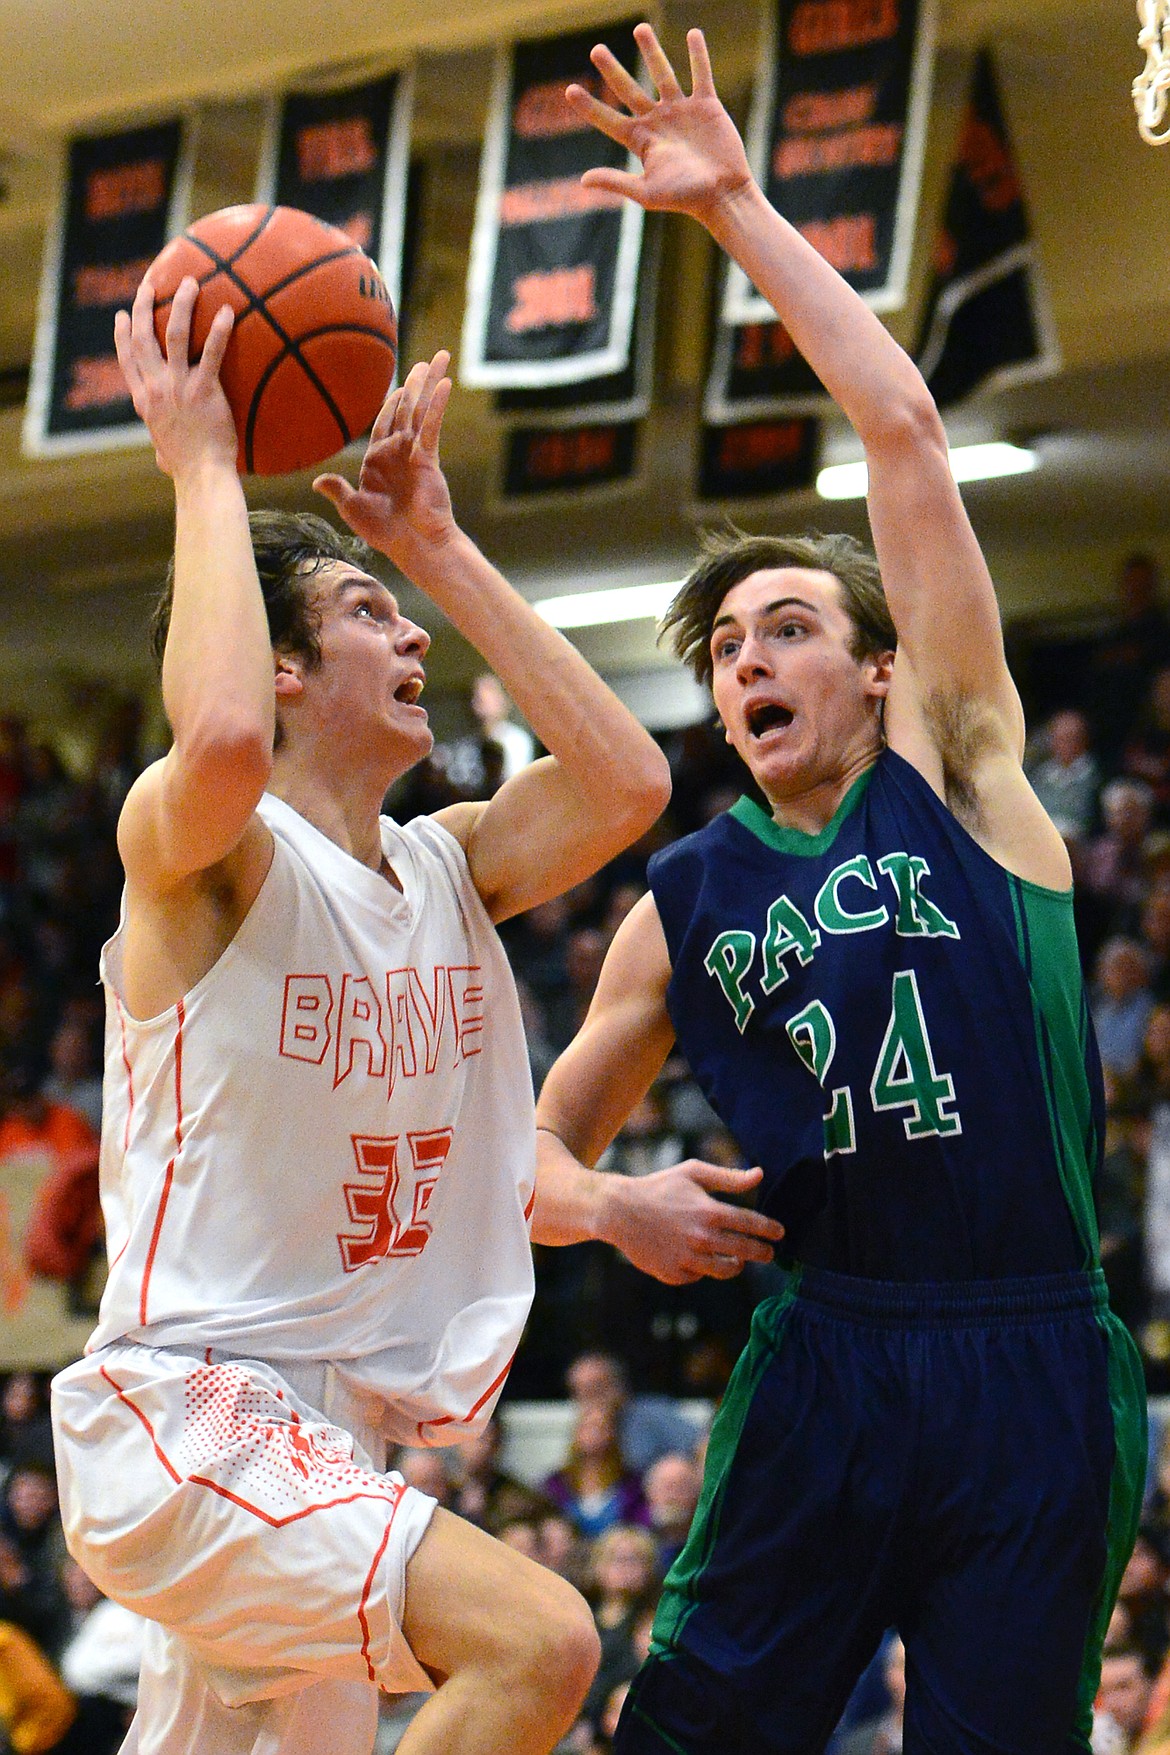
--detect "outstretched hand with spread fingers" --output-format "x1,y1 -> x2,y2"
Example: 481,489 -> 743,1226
566,23 -> 754,223
314,351 -> 455,567
113,275 -> 237,481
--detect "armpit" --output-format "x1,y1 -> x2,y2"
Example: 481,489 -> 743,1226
921,690 -> 1004,828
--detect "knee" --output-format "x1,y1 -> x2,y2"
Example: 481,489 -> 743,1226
514,1574 -> 600,1716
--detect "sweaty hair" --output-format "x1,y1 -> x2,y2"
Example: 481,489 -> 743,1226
149,510 -> 373,673
660,528 -> 897,687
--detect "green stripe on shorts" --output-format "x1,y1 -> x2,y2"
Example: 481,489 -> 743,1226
1071,1304 -> 1147,1749
652,1268 -> 803,1657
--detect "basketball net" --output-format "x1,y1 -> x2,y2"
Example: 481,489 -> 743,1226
1135,0 -> 1170,143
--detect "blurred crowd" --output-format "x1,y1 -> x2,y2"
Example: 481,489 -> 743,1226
10,555 -> 1170,1747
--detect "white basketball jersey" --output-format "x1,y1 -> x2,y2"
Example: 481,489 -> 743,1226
89,795 -> 536,1445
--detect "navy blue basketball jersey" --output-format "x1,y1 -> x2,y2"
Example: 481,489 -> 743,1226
648,747 -> 1104,1280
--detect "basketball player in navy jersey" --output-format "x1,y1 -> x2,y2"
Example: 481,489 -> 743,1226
533,26 -> 1146,1754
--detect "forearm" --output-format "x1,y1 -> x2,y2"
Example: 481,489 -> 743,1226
396,525 -> 668,811
704,180 -> 938,447
532,1129 -> 610,1247
162,460 -> 275,750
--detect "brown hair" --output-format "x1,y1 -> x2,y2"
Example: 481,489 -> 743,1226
149,510 -> 372,673
661,527 -> 896,686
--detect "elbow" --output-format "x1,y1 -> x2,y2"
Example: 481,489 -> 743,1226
178,713 -> 274,796
860,383 -> 947,464
614,744 -> 672,837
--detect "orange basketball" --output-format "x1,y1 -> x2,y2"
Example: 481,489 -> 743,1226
147,204 -> 397,476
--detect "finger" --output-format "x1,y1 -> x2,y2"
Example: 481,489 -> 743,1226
411,350 -> 451,440
580,166 -> 649,206
708,1230 -> 775,1264
418,375 -> 452,453
633,21 -> 683,99
394,358 -> 432,433
130,276 -> 162,364
369,384 -> 406,444
687,1162 -> 767,1194
195,302 -> 234,381
686,27 -> 717,97
700,1254 -> 745,1281
113,310 -> 143,399
589,42 -> 653,115
312,473 -> 357,513
164,276 -> 199,376
565,85 -> 638,149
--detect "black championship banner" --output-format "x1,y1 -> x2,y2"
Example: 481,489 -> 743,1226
23,118 -> 193,458
256,70 -> 414,312
698,416 -> 819,500
502,421 -> 639,497
462,21 -> 646,389
915,49 -> 1058,407
704,309 -> 828,423
725,0 -> 936,325
494,220 -> 658,499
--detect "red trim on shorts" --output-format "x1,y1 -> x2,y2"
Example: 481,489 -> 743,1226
415,1352 -> 516,1442
138,998 -> 185,1326
99,1365 -> 181,1484
114,994 -> 135,1154
185,1476 -> 402,1529
523,1187 -> 535,1223
357,1511 -> 398,1681
99,1362 -> 403,1528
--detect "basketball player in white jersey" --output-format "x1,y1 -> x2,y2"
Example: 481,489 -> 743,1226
48,276 -> 680,1755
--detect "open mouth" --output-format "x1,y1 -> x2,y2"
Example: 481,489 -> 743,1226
746,702 -> 793,738
394,676 -> 425,706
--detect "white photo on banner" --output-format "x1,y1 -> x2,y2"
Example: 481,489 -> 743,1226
461,22 -> 650,390
23,116 -> 197,459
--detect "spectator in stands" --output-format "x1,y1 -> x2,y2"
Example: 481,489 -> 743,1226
1085,553 -> 1170,767
0,1376 -> 53,1483
831,1636 -> 905,1755
565,1352 -> 702,1476
597,1087 -> 683,1181
1094,938 -> 1157,1082
546,925 -> 608,1052
1116,1525 -> 1170,1674
0,1459 -> 69,1659
56,1558 -> 142,1755
38,1004 -> 102,1136
1099,1073 -> 1148,1334
1096,1642 -> 1158,1751
641,1451 -> 702,1575
0,1061 -> 97,1169
444,673 -> 536,797
581,1525 -> 661,1732
1143,885 -> 1170,1003
1083,780 -> 1157,944
391,1447 -> 453,1508
1028,707 -> 1101,844
0,1617 -> 76,1754
541,1402 -> 648,1540
1126,668 -> 1170,822
450,1416 -> 550,1534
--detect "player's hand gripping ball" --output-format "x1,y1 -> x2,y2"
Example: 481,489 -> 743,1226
147,204 -> 397,476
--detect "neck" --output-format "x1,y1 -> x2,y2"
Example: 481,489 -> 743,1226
270,747 -> 399,871
763,743 -> 879,835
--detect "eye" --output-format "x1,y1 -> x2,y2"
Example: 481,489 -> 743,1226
713,635 -> 740,662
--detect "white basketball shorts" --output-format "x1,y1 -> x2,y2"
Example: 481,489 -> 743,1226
51,1342 -> 437,1745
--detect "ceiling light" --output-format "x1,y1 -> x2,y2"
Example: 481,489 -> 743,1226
816,440 -> 1037,501
533,580 -> 684,629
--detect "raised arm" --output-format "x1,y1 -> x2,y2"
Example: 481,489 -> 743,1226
114,277 -> 275,894
315,355 -> 671,920
534,895 -> 784,1284
566,28 -> 1068,883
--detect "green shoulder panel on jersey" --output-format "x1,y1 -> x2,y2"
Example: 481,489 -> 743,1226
1007,875 -> 1100,1267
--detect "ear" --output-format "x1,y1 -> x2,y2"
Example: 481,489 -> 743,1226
273,653 -> 303,702
863,648 -> 896,700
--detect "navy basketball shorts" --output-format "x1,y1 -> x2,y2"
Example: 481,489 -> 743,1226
615,1265 -> 1145,1755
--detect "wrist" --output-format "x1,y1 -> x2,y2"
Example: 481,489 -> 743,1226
701,173 -> 768,248
170,449 -> 242,500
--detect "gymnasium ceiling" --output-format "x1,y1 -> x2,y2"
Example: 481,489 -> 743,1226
0,0 -> 1166,707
